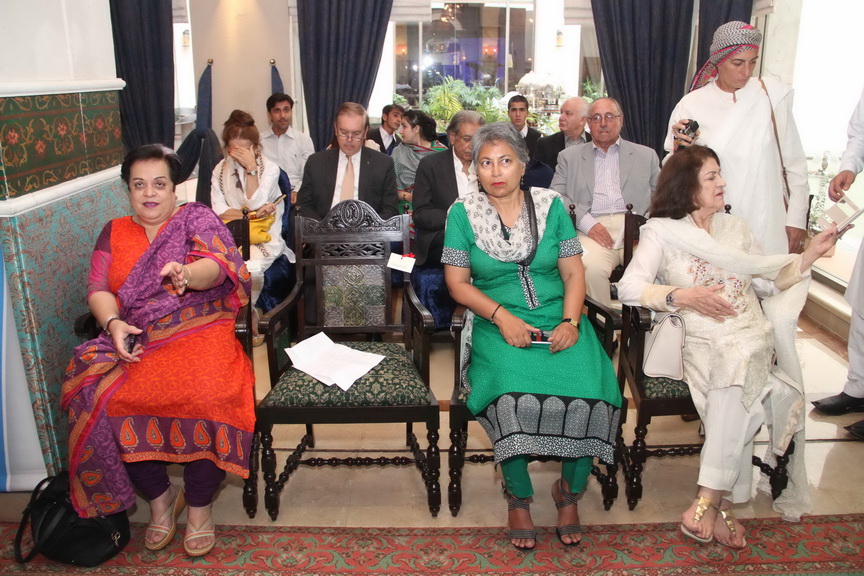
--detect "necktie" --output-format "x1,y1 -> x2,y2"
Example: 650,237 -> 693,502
340,155 -> 355,201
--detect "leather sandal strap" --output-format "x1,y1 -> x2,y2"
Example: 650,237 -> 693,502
507,496 -> 530,510
554,479 -> 581,508
557,524 -> 584,536
693,495 -> 717,523
508,528 -> 537,540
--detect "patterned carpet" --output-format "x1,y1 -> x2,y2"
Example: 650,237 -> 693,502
3,515 -> 864,575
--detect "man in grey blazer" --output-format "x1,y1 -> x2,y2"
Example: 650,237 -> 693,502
550,98 -> 660,306
297,102 -> 398,220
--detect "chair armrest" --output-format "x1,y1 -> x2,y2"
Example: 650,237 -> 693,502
404,280 -> 435,334
74,311 -> 100,340
583,296 -> 620,359
450,305 -> 467,336
260,279 -> 304,382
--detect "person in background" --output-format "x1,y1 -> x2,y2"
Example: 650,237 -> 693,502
534,97 -> 591,172
666,20 -> 809,256
298,102 -> 398,221
211,109 -> 290,311
812,86 -> 864,439
550,98 -> 660,307
260,92 -> 315,203
507,94 -> 542,159
367,103 -> 405,155
391,109 -> 447,210
63,144 -> 255,557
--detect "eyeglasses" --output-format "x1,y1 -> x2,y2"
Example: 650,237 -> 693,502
587,113 -> 622,124
336,130 -> 365,141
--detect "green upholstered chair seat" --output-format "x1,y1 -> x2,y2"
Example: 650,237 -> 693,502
260,342 -> 429,408
642,376 -> 690,399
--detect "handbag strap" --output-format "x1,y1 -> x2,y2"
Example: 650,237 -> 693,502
14,475 -> 54,563
759,78 -> 791,211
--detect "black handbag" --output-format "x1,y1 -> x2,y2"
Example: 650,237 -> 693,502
14,471 -> 130,567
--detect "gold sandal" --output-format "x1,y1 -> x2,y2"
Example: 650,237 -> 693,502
680,496 -> 716,543
717,508 -> 747,549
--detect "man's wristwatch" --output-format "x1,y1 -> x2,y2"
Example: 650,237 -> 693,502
561,317 -> 579,329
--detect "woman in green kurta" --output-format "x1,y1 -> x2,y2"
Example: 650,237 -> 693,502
443,123 -> 621,551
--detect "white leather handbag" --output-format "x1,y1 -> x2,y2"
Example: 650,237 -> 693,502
642,312 -> 685,380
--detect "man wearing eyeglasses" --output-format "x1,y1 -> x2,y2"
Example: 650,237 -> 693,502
297,102 -> 398,220
550,98 -> 660,306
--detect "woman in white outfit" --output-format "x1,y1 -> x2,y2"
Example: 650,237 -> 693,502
211,109 -> 293,306
618,145 -> 836,549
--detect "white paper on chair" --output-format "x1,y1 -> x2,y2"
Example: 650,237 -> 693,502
285,332 -> 385,391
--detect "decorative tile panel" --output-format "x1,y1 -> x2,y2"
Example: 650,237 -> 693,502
0,90 -> 122,200
0,178 -> 131,471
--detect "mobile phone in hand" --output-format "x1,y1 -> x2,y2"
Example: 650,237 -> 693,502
529,330 -> 553,345
126,334 -> 137,353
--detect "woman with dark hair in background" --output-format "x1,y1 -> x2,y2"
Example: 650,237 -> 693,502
63,144 -> 255,557
391,109 -> 447,209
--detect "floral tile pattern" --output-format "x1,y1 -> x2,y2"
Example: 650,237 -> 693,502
0,90 -> 122,199
0,178 -> 131,471
81,91 -> 123,174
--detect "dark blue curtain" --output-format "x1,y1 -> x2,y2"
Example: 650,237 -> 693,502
297,0 -> 394,150
110,0 -> 175,151
696,0 -> 754,70
195,62 -> 213,131
271,64 -> 285,95
591,0 -> 695,158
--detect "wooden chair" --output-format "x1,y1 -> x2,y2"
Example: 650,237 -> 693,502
244,200 -> 441,520
447,297 -> 627,516
616,205 -> 793,510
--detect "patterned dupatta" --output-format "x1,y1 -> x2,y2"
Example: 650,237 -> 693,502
61,202 -> 250,518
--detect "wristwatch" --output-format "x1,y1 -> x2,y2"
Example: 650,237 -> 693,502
561,317 -> 579,329
666,290 -> 677,306
247,169 -> 258,176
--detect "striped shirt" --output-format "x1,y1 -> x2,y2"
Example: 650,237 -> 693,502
578,140 -> 628,233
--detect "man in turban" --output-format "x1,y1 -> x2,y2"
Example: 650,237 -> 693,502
664,21 -> 810,255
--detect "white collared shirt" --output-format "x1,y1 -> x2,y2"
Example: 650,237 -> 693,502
379,126 -> 395,150
519,124 -> 528,138
260,126 -> 315,189
452,148 -> 478,198
578,139 -> 627,233
332,150 -> 362,208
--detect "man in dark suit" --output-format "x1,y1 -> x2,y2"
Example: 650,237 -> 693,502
366,104 -> 404,155
298,102 -> 398,220
508,94 -> 542,159
413,110 -> 486,266
534,97 -> 592,172
550,98 -> 660,307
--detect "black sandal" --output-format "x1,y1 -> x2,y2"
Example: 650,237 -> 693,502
552,479 -> 584,547
502,485 -> 536,551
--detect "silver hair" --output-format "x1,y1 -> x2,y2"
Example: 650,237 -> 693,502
446,110 -> 486,135
471,122 -> 529,166
564,96 -> 590,118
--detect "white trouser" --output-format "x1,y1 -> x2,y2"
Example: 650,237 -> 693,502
698,386 -> 767,504
844,309 -> 864,398
577,213 -> 625,308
